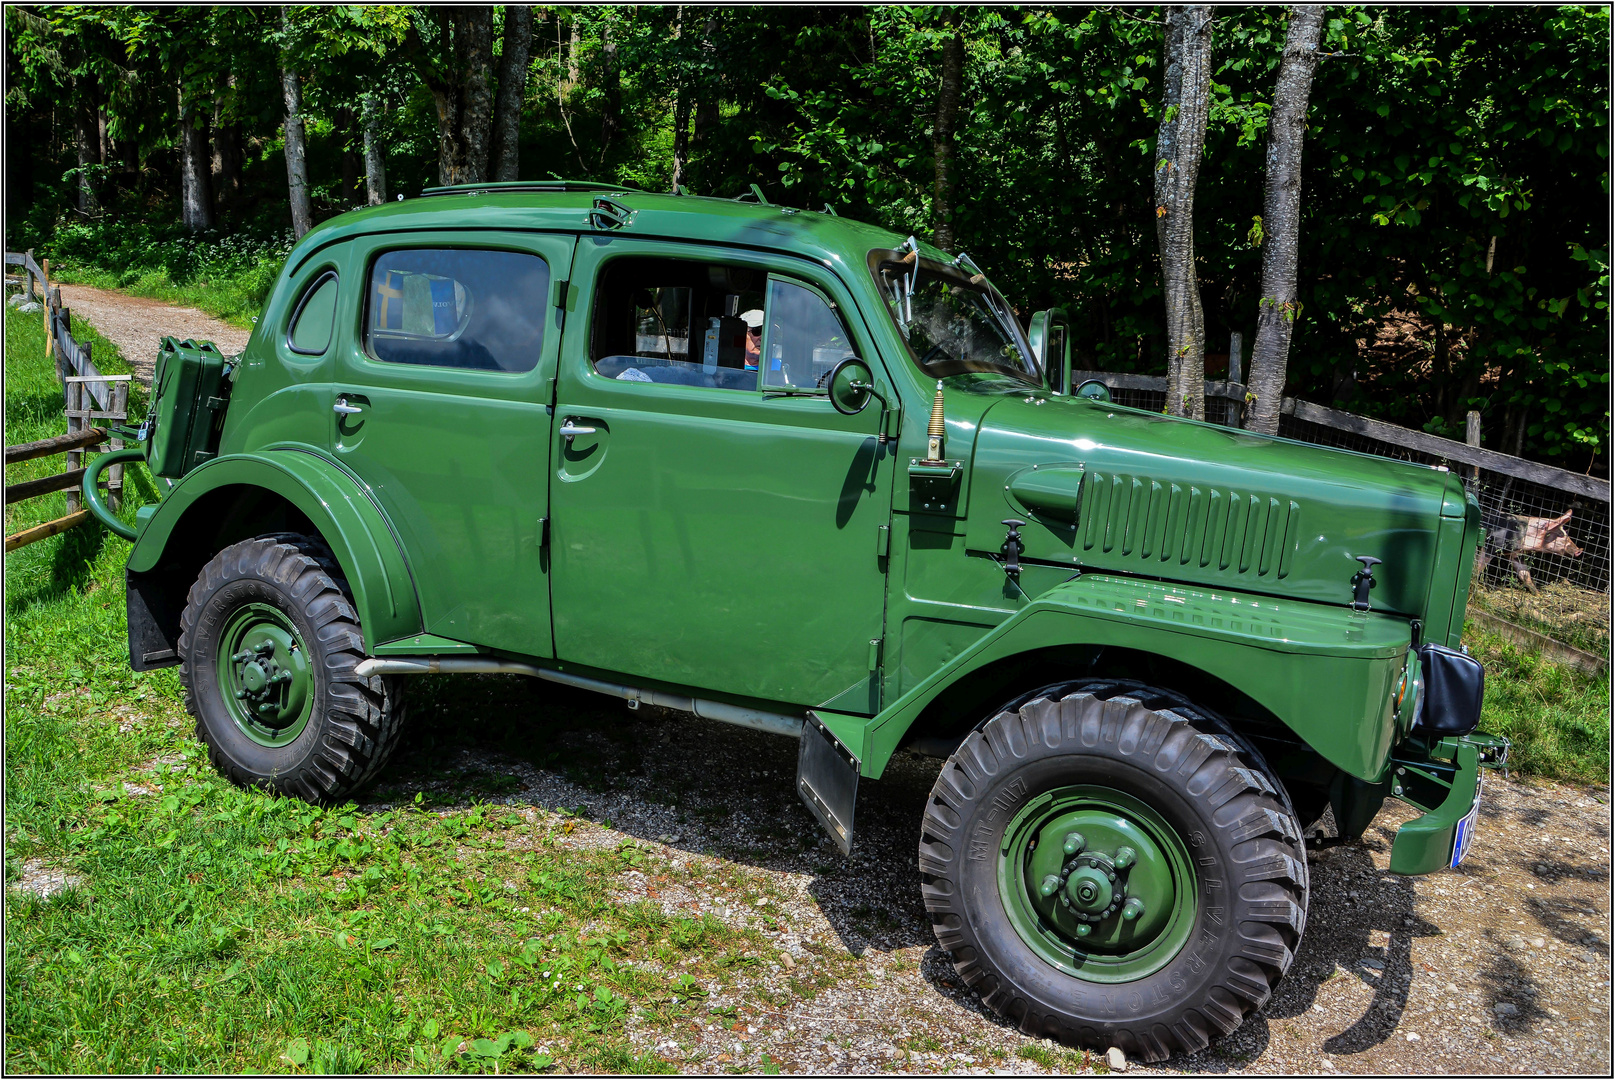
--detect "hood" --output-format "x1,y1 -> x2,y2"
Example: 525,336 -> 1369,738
959,394 -> 1462,617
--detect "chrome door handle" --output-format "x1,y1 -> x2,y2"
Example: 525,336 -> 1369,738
333,397 -> 364,416
559,421 -> 596,442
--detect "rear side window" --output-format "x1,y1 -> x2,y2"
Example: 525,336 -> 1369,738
365,248 -> 549,372
287,272 -> 338,355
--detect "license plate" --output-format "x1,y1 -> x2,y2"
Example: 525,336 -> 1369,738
1451,772 -> 1485,868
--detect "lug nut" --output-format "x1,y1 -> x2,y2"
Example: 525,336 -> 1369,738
1062,832 -> 1086,856
271,671 -> 293,684
232,651 -> 253,663
255,641 -> 275,655
1123,898 -> 1145,921
1039,875 -> 1061,898
1114,846 -> 1137,870
1075,923 -> 1091,937
234,690 -> 248,700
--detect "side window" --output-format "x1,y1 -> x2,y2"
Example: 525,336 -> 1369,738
590,257 -> 765,391
761,278 -> 856,391
287,272 -> 339,355
364,248 -> 548,372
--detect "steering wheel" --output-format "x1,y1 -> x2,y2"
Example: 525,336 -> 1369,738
917,342 -> 950,367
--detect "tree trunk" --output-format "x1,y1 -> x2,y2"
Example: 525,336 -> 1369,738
362,94 -> 389,205
598,17 -> 621,168
1244,6 -> 1325,436
279,19 -> 313,238
693,15 -> 719,158
213,108 -> 244,209
671,6 -> 691,190
932,8 -> 964,253
490,6 -> 534,181
334,106 -> 361,204
566,17 -> 581,87
74,88 -> 99,215
1154,6 -> 1214,420
179,85 -> 214,233
417,7 -> 495,186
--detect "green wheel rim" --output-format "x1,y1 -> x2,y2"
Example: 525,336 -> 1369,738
997,784 -> 1198,983
215,602 -> 315,748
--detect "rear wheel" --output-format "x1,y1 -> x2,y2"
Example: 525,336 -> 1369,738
919,680 -> 1306,1062
178,533 -> 407,803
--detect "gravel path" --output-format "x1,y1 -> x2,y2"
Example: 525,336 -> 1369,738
55,284 -> 251,386
363,680 -> 1614,1074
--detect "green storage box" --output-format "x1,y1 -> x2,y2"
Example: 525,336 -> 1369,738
147,336 -> 232,478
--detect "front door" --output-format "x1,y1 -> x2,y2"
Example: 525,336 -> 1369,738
329,231 -> 576,657
548,239 -> 895,713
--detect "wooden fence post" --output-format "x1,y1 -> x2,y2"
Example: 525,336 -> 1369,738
24,247 -> 35,301
1465,410 -> 1482,486
108,380 -> 129,512
41,258 -> 51,363
64,380 -> 83,513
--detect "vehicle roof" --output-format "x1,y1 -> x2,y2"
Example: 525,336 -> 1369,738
288,182 -> 940,274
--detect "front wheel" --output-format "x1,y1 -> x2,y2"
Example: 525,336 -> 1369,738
178,533 -> 407,803
919,681 -> 1306,1062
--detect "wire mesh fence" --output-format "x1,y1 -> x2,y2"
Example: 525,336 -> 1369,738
1081,376 -> 1611,634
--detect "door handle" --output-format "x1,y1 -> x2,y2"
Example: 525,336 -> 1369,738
333,397 -> 364,416
559,420 -> 596,443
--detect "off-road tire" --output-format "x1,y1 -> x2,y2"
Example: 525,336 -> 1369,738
919,679 -> 1307,1062
178,533 -> 406,803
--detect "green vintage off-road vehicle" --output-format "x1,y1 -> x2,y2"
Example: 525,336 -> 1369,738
87,181 -> 1505,1060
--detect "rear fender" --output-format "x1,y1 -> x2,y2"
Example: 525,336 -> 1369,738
126,447 -> 422,660
821,573 -> 1411,782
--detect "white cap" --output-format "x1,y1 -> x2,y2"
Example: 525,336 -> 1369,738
740,308 -> 764,329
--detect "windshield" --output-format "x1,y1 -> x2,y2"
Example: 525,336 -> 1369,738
871,250 -> 1041,386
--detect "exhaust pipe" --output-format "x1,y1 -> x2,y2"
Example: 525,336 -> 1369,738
354,656 -> 805,740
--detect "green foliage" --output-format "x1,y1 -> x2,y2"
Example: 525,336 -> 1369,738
6,5 -> 1607,472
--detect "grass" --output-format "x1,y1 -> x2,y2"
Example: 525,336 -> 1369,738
5,314 -> 808,1073
1464,620 -> 1610,785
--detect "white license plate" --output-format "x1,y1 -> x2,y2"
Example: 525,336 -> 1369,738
1450,772 -> 1485,868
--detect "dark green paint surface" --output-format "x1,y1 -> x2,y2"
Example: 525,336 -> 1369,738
126,186 -> 1493,855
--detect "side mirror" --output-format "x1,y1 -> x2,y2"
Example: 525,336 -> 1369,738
827,356 -> 874,416
1074,378 -> 1112,403
1028,307 -> 1073,394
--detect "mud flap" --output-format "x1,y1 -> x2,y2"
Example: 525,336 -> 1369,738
797,711 -> 859,855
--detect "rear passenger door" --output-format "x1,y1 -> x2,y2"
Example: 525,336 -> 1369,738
329,232 -> 576,657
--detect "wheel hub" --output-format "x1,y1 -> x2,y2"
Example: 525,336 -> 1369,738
217,605 -> 313,746
999,785 -> 1197,982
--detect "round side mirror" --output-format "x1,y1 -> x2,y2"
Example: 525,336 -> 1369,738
827,356 -> 874,415
1074,379 -> 1112,403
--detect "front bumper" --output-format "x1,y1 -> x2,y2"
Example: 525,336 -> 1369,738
1388,732 -> 1510,875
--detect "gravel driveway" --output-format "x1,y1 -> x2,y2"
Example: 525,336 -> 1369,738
54,284 -> 251,385
364,677 -> 1613,1074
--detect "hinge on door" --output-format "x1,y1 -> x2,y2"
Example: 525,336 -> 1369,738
876,524 -> 890,559
537,516 -> 549,549
867,638 -> 882,671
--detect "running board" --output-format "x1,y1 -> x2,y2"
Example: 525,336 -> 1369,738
353,656 -> 805,739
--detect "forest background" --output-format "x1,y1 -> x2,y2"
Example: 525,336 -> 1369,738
4,5 -> 1608,475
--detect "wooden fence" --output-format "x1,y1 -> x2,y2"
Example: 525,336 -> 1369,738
5,249 -> 131,551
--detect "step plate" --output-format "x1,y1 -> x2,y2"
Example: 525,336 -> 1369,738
797,712 -> 860,855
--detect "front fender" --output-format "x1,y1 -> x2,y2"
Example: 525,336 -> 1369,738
128,447 -> 422,649
828,573 -> 1410,781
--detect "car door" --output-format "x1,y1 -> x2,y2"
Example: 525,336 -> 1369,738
328,231 -> 576,657
548,238 -> 896,713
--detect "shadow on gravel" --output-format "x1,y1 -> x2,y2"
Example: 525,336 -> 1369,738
363,670 -> 949,958
1478,936 -> 1549,1033
1253,844 -> 1429,1059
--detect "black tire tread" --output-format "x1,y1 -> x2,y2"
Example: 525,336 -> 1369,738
177,533 -> 406,803
918,678 -> 1307,1062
